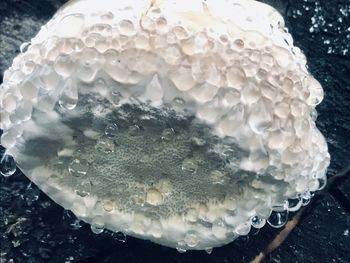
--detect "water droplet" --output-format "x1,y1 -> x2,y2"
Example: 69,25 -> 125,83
205,248 -> 213,254
145,74 -> 163,102
251,216 -> 266,229
308,81 -> 324,106
209,170 -> 226,185
75,178 -> 92,197
118,19 -> 135,36
54,55 -> 75,77
310,108 -> 318,121
233,39 -> 244,50
255,206 -> 272,219
20,60 -> 36,75
91,216 -> 104,234
173,97 -> 185,105
235,221 -> 251,235
226,67 -> 245,87
47,174 -> 60,187
95,139 -> 115,153
248,99 -> 272,134
184,232 -> 199,247
1,131 -> 17,149
146,188 -> 163,206
161,128 -> 175,141
317,176 -> 327,190
104,123 -> 119,137
176,246 -> 187,253
110,90 -> 122,105
140,154 -> 152,163
94,78 -> 108,95
14,101 -> 33,122
182,158 -> 198,174
301,191 -> 312,206
20,42 -> 31,53
267,210 -> 289,228
58,79 -> 78,110
128,125 -> 141,136
272,201 -> 289,212
68,159 -> 89,177
288,196 -> 302,212
101,12 -> 114,20
191,137 -> 206,147
103,200 -> 114,212
111,231 -> 126,242
0,153 -> 16,177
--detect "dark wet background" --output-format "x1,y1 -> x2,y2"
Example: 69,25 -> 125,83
0,0 -> 350,262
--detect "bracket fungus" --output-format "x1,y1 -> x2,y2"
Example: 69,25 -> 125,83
0,0 -> 330,252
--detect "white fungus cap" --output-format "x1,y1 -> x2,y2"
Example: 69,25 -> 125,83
0,0 -> 330,251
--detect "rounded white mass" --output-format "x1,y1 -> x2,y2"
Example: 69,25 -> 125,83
0,0 -> 330,251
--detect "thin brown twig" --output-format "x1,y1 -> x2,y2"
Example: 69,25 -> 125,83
250,165 -> 350,263
250,209 -> 304,263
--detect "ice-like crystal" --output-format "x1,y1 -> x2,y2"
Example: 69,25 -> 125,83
0,0 -> 330,251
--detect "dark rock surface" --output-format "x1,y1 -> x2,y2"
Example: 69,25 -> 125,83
0,0 -> 349,262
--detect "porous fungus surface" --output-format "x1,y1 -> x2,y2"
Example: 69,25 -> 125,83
0,0 -> 330,251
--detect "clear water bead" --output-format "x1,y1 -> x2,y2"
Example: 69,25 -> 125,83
75,178 -> 92,197
110,90 -> 121,105
181,158 -> 198,174
68,159 -> 89,177
161,128 -> 175,141
54,55 -> 75,77
1,131 -> 17,149
103,200 -> 114,212
205,248 -> 213,254
111,232 -> 126,242
191,137 -> 206,147
94,78 -> 108,94
288,196 -> 303,212
118,19 -> 135,36
317,176 -> 327,190
95,139 -> 115,153
105,123 -> 119,137
20,42 -> 31,53
176,246 -> 187,253
209,170 -> 226,185
302,191 -> 312,206
0,152 -> 17,177
235,221 -> 251,235
267,210 -> 289,228
184,232 -> 199,247
173,97 -> 185,105
251,216 -> 266,229
272,201 -> 289,212
91,216 -> 105,234
310,108 -> 318,121
128,125 -> 141,136
58,79 -> 78,110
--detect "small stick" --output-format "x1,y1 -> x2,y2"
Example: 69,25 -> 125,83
250,209 -> 304,263
250,165 -> 350,263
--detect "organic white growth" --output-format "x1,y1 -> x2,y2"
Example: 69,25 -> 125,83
0,0 -> 330,251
